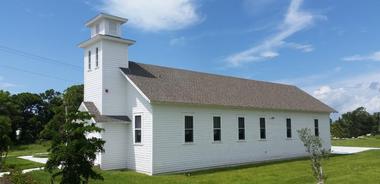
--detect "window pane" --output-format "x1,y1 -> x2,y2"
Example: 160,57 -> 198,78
135,130 -> 141,143
260,118 -> 266,139
185,116 -> 193,129
287,118 -> 292,138
314,119 -> 319,136
260,129 -> 266,139
213,116 -> 221,128
88,51 -> 91,69
96,48 -> 99,67
238,117 -> 244,128
239,129 -> 245,140
135,115 -> 141,128
260,118 -> 265,128
185,130 -> 193,142
214,129 -> 221,141
287,129 -> 292,138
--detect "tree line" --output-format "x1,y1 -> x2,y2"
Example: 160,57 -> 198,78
331,107 -> 380,138
1,85 -> 106,184
0,85 -> 84,145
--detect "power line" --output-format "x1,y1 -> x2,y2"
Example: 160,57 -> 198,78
0,44 -> 83,70
0,64 -> 78,83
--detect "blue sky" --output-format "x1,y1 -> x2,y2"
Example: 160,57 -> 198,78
1,0 -> 380,114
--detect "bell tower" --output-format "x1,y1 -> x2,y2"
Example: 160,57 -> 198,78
79,13 -> 135,115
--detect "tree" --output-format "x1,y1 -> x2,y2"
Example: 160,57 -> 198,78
373,112 -> 380,133
11,92 -> 44,144
39,89 -> 63,128
40,85 -> 83,140
298,128 -> 329,184
0,116 -> 12,171
0,90 -> 19,141
45,111 -> 104,184
63,85 -> 84,112
331,107 -> 378,138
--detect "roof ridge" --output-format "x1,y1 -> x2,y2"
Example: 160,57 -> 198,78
128,61 -> 296,88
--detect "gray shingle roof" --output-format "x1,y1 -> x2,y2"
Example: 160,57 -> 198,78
120,62 -> 336,113
83,102 -> 131,122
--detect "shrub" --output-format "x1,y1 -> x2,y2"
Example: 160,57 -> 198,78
6,168 -> 37,184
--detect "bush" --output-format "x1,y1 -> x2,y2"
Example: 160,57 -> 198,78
6,168 -> 37,184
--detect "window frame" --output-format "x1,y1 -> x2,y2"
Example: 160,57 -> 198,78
213,116 -> 221,142
260,117 -> 266,139
314,119 -> 319,137
134,115 -> 142,144
238,116 -> 245,140
286,118 -> 292,138
184,115 -> 194,143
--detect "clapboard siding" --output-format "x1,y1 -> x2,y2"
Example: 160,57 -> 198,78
124,79 -> 153,174
101,40 -> 129,116
83,41 -> 103,113
100,122 -> 129,170
152,104 -> 330,174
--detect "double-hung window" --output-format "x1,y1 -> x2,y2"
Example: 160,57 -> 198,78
213,116 -> 221,141
260,118 -> 266,139
185,116 -> 193,143
238,117 -> 245,140
286,118 -> 292,138
134,115 -> 142,143
314,119 -> 319,136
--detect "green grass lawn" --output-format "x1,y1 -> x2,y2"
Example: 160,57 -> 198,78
332,135 -> 380,147
7,141 -> 50,157
29,150 -> 380,184
1,141 -> 49,172
2,156 -> 44,172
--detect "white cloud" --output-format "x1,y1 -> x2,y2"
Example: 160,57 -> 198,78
342,51 -> 380,61
310,72 -> 380,114
285,42 -> 314,52
100,0 -> 202,32
226,0 -> 321,66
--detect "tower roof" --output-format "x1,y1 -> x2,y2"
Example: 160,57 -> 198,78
86,13 -> 128,27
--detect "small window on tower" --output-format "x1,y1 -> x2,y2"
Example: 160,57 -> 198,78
109,21 -> 117,35
95,24 -> 100,34
95,48 -> 99,68
88,50 -> 91,70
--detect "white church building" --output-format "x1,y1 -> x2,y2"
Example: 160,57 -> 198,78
78,13 -> 335,175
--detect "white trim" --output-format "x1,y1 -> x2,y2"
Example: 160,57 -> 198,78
86,13 -> 128,27
286,117 -> 292,139
237,115 -> 246,141
212,115 -> 222,142
183,113 -> 195,144
259,116 -> 267,140
120,70 -> 151,103
79,34 -> 135,48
